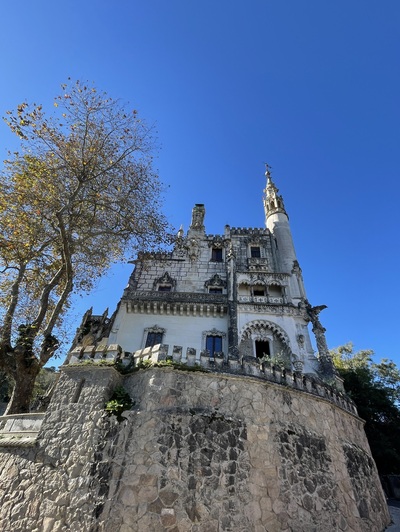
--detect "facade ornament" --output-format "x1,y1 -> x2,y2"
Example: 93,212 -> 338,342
226,241 -> 235,260
205,274 -> 227,289
153,271 -> 176,290
208,235 -> 225,248
291,260 -> 302,275
189,204 -> 205,232
240,319 -> 291,347
186,237 -> 200,261
202,328 -> 226,338
305,300 -> 336,378
173,225 -> 186,257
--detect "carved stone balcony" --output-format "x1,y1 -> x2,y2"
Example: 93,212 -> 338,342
247,257 -> 270,271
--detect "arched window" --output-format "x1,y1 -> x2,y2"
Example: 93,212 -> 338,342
255,339 -> 271,359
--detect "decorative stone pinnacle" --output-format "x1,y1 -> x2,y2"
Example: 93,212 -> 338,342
189,204 -> 205,232
263,167 -> 287,217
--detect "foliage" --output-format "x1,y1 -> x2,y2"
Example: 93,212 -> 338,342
331,343 -> 400,474
118,357 -> 209,375
0,367 -> 57,405
105,385 -> 133,421
0,79 -> 171,414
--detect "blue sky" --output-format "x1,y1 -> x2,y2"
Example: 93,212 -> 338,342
1,1 -> 399,366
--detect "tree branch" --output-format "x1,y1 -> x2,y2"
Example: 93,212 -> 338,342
1,262 -> 27,346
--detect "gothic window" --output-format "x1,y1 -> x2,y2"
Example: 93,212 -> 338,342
145,332 -> 163,347
211,248 -> 223,262
203,328 -> 226,356
250,246 -> 261,258
255,340 -> 271,359
253,285 -> 265,297
206,335 -> 222,356
209,287 -> 223,294
143,325 -> 166,348
158,285 -> 172,292
268,285 -> 282,297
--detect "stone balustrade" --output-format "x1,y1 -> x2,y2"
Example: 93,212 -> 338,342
67,342 -> 358,417
238,295 -> 284,304
0,413 -> 45,446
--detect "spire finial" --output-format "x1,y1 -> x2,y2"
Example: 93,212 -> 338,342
263,164 -> 288,218
264,162 -> 272,179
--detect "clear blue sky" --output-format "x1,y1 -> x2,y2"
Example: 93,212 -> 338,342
1,1 -> 399,366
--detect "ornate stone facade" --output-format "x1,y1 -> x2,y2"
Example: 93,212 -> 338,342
0,171 -> 390,530
87,169 -> 335,382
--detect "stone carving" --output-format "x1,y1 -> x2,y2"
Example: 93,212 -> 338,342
291,259 -> 302,275
305,301 -> 336,378
204,274 -> 227,289
143,324 -> 166,336
247,257 -> 270,271
153,271 -> 176,290
202,328 -> 226,339
189,204 -> 205,231
187,237 -> 200,261
173,226 -> 187,257
207,235 -> 225,248
226,241 -> 235,259
240,319 -> 291,348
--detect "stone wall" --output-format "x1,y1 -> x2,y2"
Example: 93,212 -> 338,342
0,366 -> 391,531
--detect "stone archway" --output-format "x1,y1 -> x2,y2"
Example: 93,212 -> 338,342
238,319 -> 293,367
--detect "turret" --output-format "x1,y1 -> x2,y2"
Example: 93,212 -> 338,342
263,166 -> 298,274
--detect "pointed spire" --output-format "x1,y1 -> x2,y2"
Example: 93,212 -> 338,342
263,164 -> 287,218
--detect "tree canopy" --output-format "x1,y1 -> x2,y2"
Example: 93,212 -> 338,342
0,80 -> 171,414
331,343 -> 400,475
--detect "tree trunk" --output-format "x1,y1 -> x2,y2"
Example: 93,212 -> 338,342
4,355 -> 40,415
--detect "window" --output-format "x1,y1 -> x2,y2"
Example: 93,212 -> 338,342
250,246 -> 261,258
209,287 -> 223,294
206,335 -> 222,356
211,248 -> 223,262
158,285 -> 172,292
255,340 -> 270,359
253,286 -> 265,297
269,285 -> 282,297
145,331 -> 163,347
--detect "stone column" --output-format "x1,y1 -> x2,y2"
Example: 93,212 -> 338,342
226,235 -> 238,358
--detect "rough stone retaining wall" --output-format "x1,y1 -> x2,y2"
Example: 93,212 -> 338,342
0,366 -> 391,531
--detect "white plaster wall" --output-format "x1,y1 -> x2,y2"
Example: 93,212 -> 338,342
110,305 -> 228,359
266,214 -> 298,273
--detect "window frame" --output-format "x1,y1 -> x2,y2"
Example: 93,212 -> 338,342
142,325 -> 166,348
211,247 -> 223,262
206,335 -> 223,356
250,246 -> 261,258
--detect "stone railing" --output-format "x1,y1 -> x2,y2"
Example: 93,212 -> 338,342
238,295 -> 284,304
247,257 -> 270,271
129,346 -> 358,417
66,343 -> 358,417
0,413 -> 45,446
